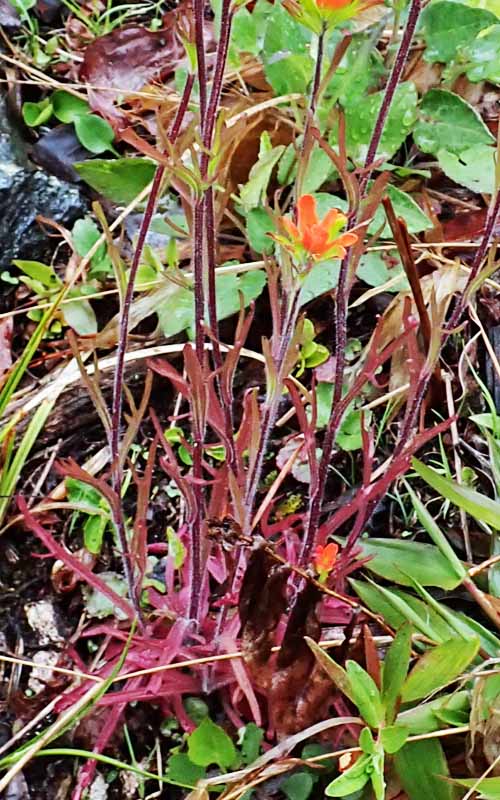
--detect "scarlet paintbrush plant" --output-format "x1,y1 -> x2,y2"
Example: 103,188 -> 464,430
273,194 -> 358,264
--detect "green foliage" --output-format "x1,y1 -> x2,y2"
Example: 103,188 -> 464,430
414,89 -> 494,156
394,739 -> 455,800
74,158 -> 157,204
401,636 -> 480,703
187,717 -> 237,769
355,537 -> 465,589
437,144 -> 496,194
262,2 -> 312,95
461,24 -> 500,83
382,624 -> 412,722
421,0 -> 497,62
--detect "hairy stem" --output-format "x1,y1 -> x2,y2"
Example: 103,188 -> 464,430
300,0 -> 422,566
109,76 -> 193,620
359,0 -> 422,195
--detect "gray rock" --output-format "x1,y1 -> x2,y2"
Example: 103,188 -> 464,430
0,95 -> 87,269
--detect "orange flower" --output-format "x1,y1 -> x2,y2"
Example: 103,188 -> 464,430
314,542 -> 339,580
316,0 -> 353,9
278,195 -> 358,262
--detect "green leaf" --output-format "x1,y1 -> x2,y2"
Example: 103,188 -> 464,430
282,772 -> 314,800
359,726 -> 376,754
166,526 -> 186,569
397,690 -> 470,735
239,723 -> 264,765
12,260 -> 61,289
245,207 -> 275,254
300,260 -> 341,305
382,623 -> 412,722
340,82 -> 418,163
452,777 -> 500,799
462,24 -> 500,83
437,144 -> 496,194
52,90 -> 90,123
187,717 -> 237,769
356,537 -> 465,589
357,250 -> 408,291
369,184 -> 432,239
401,636 -> 480,703
83,514 -> 107,555
22,99 -> 53,127
325,753 -> 372,797
83,572 -> 129,620
413,457 -> 500,529
380,725 -> 409,754
239,133 -> 285,211
406,482 -> 467,580
305,638 -> 356,704
74,158 -> 157,203
421,0 -> 497,62
62,297 -> 97,335
74,114 -> 115,154
414,89 -> 494,156
262,3 -> 312,95
346,660 -> 384,728
394,739 -> 455,800
167,753 -> 206,786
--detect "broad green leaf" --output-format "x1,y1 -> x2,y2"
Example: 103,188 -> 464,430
74,158 -> 157,204
394,739 -> 455,800
340,82 -> 418,163
239,135 -> 285,211
74,114 -> 115,154
357,250 -> 408,291
325,753 -> 372,797
382,623 -> 412,722
52,90 -> 90,123
239,723 -> 264,765
22,99 -> 53,127
346,660 -> 384,728
184,697 -> 209,725
72,217 -> 110,273
397,690 -> 470,735
452,777 -> 500,799
405,483 -> 467,580
305,638 -> 356,703
314,384 -> 364,452
380,725 -> 409,754
421,0 -> 497,62
414,89 -> 494,156
401,636 -> 480,703
326,34 -> 385,107
62,297 -> 97,335
437,144 -> 496,194
413,457 -> 500,529
83,514 -> 107,555
167,753 -> 206,786
245,207 -> 275,254
462,24 -> 500,83
83,572 -> 129,620
356,537 -> 464,589
262,3 -> 312,94
282,772 -> 314,800
369,184 -> 432,238
187,717 -> 237,769
12,260 -> 61,289
299,260 -> 341,304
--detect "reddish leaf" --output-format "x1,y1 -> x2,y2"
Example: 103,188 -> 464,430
79,24 -> 185,125
0,317 -> 12,378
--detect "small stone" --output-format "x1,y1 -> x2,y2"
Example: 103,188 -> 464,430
24,600 -> 64,646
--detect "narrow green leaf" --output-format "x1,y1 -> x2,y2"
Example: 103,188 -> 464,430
346,660 -> 384,728
357,537 -> 463,589
382,623 -> 412,722
305,638 -> 356,704
397,690 -> 470,735
452,776 -> 500,799
401,636 -> 480,703
405,482 -> 467,580
394,739 -> 455,800
412,457 -> 500,529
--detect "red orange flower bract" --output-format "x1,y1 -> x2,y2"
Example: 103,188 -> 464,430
314,541 -> 339,581
276,194 -> 358,263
